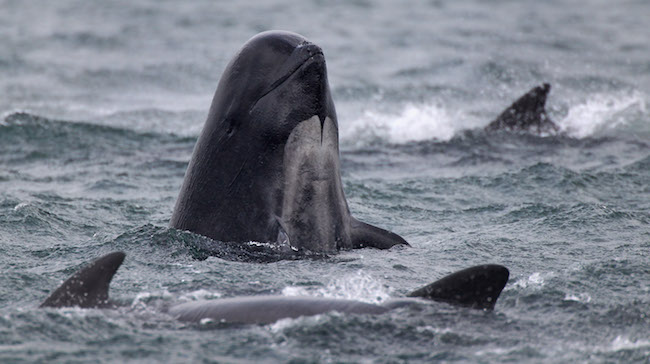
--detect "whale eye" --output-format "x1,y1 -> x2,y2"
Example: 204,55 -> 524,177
225,118 -> 237,136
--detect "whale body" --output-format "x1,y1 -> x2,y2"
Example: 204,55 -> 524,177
41,252 -> 510,324
169,31 -> 408,254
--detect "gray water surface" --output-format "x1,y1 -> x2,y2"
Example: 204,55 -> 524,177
1,1 -> 649,362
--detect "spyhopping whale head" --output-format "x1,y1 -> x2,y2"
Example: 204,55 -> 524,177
170,31 -> 408,254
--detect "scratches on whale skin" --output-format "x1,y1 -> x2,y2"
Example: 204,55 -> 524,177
228,156 -> 249,191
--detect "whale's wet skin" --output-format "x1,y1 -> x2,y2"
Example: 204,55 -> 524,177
1,1 -> 649,363
169,30 -> 408,254
282,116 -> 350,251
40,252 -> 510,324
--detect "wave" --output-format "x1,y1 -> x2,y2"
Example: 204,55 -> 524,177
341,90 -> 649,145
559,90 -> 647,138
341,102 -> 464,146
96,108 -> 205,137
1,111 -> 154,140
5,92 -> 648,167
111,224 -> 327,263
1,111 -> 195,140
0,112 -> 194,165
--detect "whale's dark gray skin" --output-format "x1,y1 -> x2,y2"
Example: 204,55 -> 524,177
169,31 -> 408,254
40,252 -> 125,308
41,252 -> 509,324
485,83 -> 559,134
170,264 -> 510,324
407,263 -> 509,309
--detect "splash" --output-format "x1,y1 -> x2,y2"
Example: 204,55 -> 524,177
316,270 -> 392,303
282,270 -> 391,304
272,271 -> 392,330
609,335 -> 650,352
511,272 -> 551,290
177,289 -> 222,302
343,102 -> 463,145
281,286 -> 310,296
563,292 -> 592,303
130,290 -> 173,309
559,91 -> 647,138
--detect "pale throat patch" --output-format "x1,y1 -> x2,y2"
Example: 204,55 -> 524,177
279,115 -> 350,251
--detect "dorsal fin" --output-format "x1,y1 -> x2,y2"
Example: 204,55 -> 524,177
407,264 -> 509,310
40,252 -> 125,308
485,83 -> 558,133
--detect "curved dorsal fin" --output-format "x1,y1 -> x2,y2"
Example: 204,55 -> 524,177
407,264 -> 509,310
40,252 -> 125,308
486,83 -> 558,133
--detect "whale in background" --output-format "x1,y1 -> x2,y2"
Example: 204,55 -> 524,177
485,83 -> 559,134
41,252 -> 510,324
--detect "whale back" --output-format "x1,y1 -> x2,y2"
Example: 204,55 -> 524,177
169,296 -> 389,324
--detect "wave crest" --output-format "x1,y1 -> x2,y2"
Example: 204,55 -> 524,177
559,90 -> 647,138
342,102 -> 463,146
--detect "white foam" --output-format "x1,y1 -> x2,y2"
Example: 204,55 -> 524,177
177,289 -> 222,302
416,325 -> 453,335
340,90 -> 648,145
130,290 -> 173,309
199,317 -> 214,325
609,335 -> 650,352
510,272 -> 551,290
563,292 -> 592,303
281,270 -> 391,304
13,202 -> 29,211
317,271 -> 392,303
281,286 -> 310,297
58,306 -> 91,317
268,316 -> 307,332
559,91 -> 647,138
343,102 -> 463,145
475,347 -> 511,356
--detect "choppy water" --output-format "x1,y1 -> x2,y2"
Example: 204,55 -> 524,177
1,0 -> 649,362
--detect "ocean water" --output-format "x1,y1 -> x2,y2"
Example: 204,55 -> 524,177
1,0 -> 649,362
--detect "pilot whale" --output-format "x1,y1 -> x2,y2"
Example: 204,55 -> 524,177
170,30 -> 408,254
485,83 -> 559,133
41,252 -> 510,324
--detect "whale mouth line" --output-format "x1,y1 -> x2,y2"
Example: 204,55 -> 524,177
249,52 -> 325,112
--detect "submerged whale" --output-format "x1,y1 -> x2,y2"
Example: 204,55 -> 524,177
41,252 -> 510,324
170,30 -> 408,254
485,83 -> 559,134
